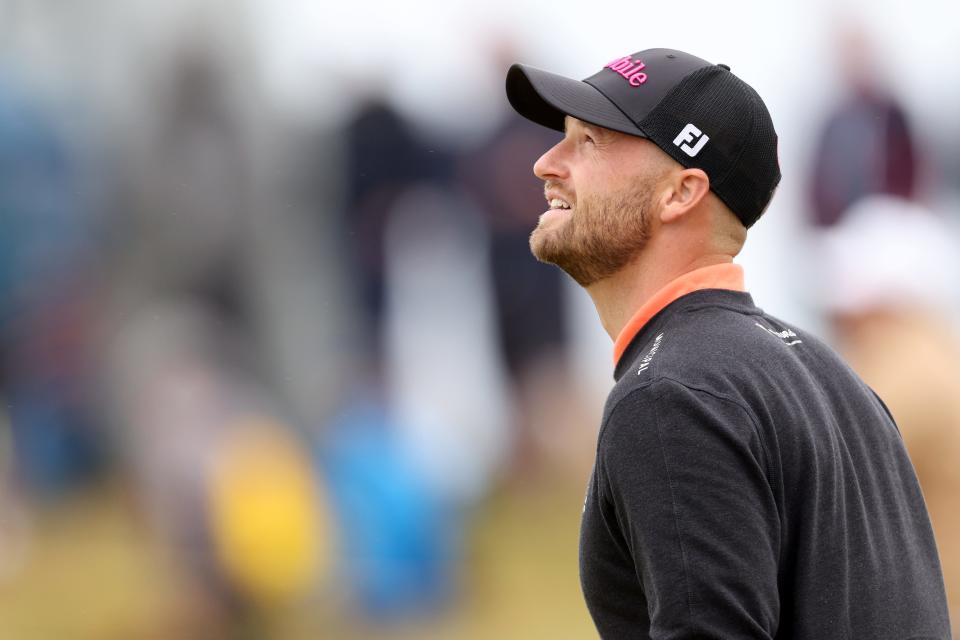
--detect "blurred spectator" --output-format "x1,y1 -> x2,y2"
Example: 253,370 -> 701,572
0,66 -> 105,497
820,196 -> 960,630
104,299 -> 328,637
330,86 -> 520,620
323,392 -> 454,621
459,113 -> 566,381
457,54 -> 591,477
105,38 -> 255,338
92,34 -> 337,636
327,90 -> 505,622
341,96 -> 452,374
808,24 -> 918,228
382,185 -> 510,505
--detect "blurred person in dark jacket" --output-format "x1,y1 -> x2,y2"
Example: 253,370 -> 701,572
342,97 -> 451,374
457,35 -> 591,477
458,112 -> 588,475
459,113 -> 566,381
808,23 -> 918,228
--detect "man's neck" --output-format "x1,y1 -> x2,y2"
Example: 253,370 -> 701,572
586,252 -> 736,342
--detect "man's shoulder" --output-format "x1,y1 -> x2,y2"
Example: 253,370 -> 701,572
607,295 -> 844,422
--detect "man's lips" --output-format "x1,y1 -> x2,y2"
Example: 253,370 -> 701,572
539,203 -> 573,224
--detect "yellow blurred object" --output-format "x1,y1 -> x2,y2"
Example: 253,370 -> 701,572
207,418 -> 328,607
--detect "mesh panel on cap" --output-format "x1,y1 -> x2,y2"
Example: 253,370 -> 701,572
638,66 -> 781,227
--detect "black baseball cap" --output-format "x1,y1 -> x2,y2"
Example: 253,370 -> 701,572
505,47 -> 781,228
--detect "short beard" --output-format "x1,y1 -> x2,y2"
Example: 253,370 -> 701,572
529,179 -> 654,287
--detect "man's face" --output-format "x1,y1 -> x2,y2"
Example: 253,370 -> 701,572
530,116 -> 664,286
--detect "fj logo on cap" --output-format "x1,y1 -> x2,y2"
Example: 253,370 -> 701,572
673,123 -> 710,157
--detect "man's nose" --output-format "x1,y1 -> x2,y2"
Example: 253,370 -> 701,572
533,140 -> 569,181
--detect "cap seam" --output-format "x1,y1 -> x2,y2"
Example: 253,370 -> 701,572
582,77 -> 649,136
714,81 -> 757,191
639,65 -> 714,165
642,66 -> 754,223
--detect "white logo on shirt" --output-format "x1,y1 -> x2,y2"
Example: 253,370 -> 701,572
637,332 -> 664,374
754,322 -> 802,346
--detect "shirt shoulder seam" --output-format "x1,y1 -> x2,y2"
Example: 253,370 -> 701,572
598,377 -> 773,496
643,376 -> 774,498
596,376 -> 778,601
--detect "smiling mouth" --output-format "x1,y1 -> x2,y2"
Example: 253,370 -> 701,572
548,197 -> 572,211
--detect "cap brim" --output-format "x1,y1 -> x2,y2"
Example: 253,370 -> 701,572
506,64 -> 646,137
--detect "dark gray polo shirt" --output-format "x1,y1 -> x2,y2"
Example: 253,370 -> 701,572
579,288 -> 951,638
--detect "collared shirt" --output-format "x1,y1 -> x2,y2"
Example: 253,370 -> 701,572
580,277 -> 951,638
613,262 -> 745,366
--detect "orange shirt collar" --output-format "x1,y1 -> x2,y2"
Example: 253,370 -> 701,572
612,263 -> 745,366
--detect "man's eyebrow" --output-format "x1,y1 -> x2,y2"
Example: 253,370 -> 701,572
563,117 -> 600,136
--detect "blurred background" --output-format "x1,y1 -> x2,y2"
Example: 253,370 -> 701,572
1,0 -> 959,637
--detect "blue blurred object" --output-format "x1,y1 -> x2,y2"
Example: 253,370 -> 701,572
320,393 -> 458,620
0,69 -> 104,497
0,73 -> 91,312
7,381 -> 102,496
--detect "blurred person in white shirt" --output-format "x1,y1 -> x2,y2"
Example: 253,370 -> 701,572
821,195 -> 960,630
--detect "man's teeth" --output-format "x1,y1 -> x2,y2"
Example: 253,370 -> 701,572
549,199 -> 571,210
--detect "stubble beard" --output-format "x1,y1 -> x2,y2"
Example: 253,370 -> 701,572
529,180 -> 655,287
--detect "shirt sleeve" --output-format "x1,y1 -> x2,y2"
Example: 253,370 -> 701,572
597,379 -> 780,639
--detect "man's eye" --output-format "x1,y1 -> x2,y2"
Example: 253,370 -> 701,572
584,134 -> 595,144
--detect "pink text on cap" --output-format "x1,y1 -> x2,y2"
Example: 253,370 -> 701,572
604,56 -> 648,86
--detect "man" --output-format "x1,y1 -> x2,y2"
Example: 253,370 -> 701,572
505,48 -> 951,638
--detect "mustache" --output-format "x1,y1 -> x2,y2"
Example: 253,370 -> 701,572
543,180 -> 575,201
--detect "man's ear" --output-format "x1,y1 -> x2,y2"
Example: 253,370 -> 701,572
659,168 -> 711,224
